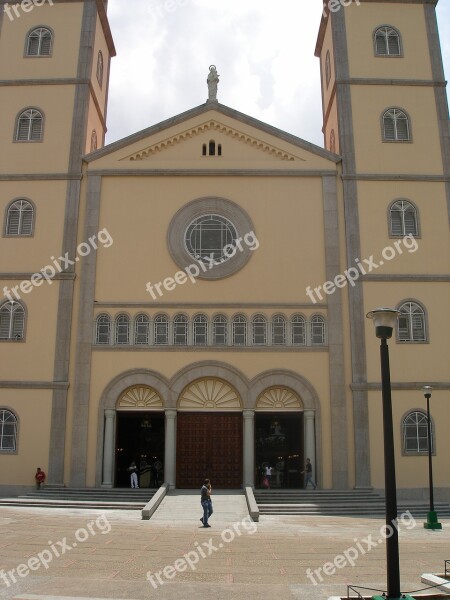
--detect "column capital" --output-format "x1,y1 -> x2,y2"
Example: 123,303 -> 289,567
165,409 -> 177,419
243,409 -> 255,419
105,408 -> 116,418
304,409 -> 315,420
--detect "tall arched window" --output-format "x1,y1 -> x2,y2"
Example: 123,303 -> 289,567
325,50 -> 331,87
212,315 -> 227,345
0,409 -> 18,451
402,411 -> 432,454
154,314 -> 168,345
134,314 -> 150,345
96,51 -> 104,87
375,26 -> 401,56
115,314 -> 130,345
291,314 -> 306,345
5,199 -> 34,235
26,27 -> 53,56
0,301 -> 25,341
173,314 -> 188,345
383,108 -> 410,141
330,129 -> 336,154
90,130 -> 98,152
272,314 -> 286,345
95,314 -> 111,345
252,314 -> 267,345
389,200 -> 418,236
232,314 -> 247,346
398,301 -> 427,342
311,315 -> 326,345
15,108 -> 44,142
193,314 -> 208,345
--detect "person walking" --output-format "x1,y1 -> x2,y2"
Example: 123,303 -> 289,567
301,458 -> 317,489
128,461 -> 139,488
200,478 -> 213,527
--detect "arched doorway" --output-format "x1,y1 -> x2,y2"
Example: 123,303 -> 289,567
255,387 -> 306,489
115,386 -> 165,488
176,378 -> 243,488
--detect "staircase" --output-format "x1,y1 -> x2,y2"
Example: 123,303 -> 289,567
254,489 -> 450,518
0,487 -> 156,510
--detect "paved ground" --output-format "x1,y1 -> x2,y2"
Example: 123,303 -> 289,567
0,492 -> 448,600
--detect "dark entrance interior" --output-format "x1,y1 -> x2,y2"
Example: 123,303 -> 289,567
255,413 -> 303,489
176,412 -> 243,488
115,412 -> 165,488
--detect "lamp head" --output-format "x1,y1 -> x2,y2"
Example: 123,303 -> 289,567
366,307 -> 400,339
422,385 -> 432,399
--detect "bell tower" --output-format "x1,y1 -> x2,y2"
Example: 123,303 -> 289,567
315,1 -> 450,489
0,0 -> 115,487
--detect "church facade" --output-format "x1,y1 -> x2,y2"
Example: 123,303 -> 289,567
1,0 -> 449,498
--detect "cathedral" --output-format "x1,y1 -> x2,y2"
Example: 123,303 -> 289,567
0,0 -> 449,499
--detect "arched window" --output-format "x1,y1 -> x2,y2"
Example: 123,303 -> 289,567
311,315 -> 326,345
209,140 -> 216,156
398,301 -> 427,342
272,314 -> 286,345
173,314 -> 188,345
96,51 -> 104,87
213,315 -> 227,345
26,27 -> 53,56
134,314 -> 150,345
403,411 -> 432,454
5,199 -> 34,235
232,314 -> 247,346
154,314 -> 168,345
15,108 -> 43,142
0,409 -> 18,451
375,26 -> 401,56
330,129 -> 336,154
389,200 -> 418,236
90,130 -> 98,152
193,314 -> 208,345
291,314 -> 306,345
383,108 -> 410,141
0,301 -> 25,341
115,314 -> 130,345
95,314 -> 111,345
252,314 -> 267,345
325,50 -> 331,87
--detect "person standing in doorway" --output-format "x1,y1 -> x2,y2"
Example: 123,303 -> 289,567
200,478 -> 213,527
128,461 -> 139,488
264,464 -> 273,489
301,458 -> 317,489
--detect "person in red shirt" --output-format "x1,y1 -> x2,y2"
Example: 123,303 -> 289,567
35,467 -> 46,490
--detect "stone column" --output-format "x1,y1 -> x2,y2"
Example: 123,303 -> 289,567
164,409 -> 177,488
304,410 -> 316,481
102,409 -> 116,488
243,410 -> 255,487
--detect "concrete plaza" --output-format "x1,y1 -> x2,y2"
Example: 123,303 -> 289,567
0,492 -> 448,600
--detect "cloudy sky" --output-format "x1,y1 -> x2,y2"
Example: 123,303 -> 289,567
105,0 -> 450,148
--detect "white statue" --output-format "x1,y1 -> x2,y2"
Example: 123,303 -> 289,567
207,65 -> 219,102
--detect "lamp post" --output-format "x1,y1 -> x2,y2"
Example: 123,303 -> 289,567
367,308 -> 410,600
422,385 -> 442,530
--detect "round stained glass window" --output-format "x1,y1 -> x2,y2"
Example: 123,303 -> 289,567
184,214 -> 238,265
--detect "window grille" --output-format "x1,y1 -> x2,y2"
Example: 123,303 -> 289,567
0,301 -> 25,340
375,26 -> 401,56
398,302 -> 426,342
16,109 -> 43,141
403,411 -> 432,453
5,200 -> 33,235
26,27 -> 52,56
0,409 -> 17,451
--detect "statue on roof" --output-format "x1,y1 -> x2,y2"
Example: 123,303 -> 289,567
207,65 -> 219,102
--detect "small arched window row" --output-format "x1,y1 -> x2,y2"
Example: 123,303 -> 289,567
402,410 -> 434,454
4,199 -> 34,236
0,301 -> 25,341
202,140 -> 222,156
397,300 -> 427,343
389,199 -> 419,237
0,408 -> 18,452
374,25 -> 401,57
94,313 -> 327,347
382,107 -> 410,142
26,26 -> 53,57
15,108 -> 44,142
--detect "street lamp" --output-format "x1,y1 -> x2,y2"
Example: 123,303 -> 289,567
422,385 -> 442,530
366,308 -> 413,600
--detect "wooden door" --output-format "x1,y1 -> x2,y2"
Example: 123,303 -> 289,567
176,412 -> 242,488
